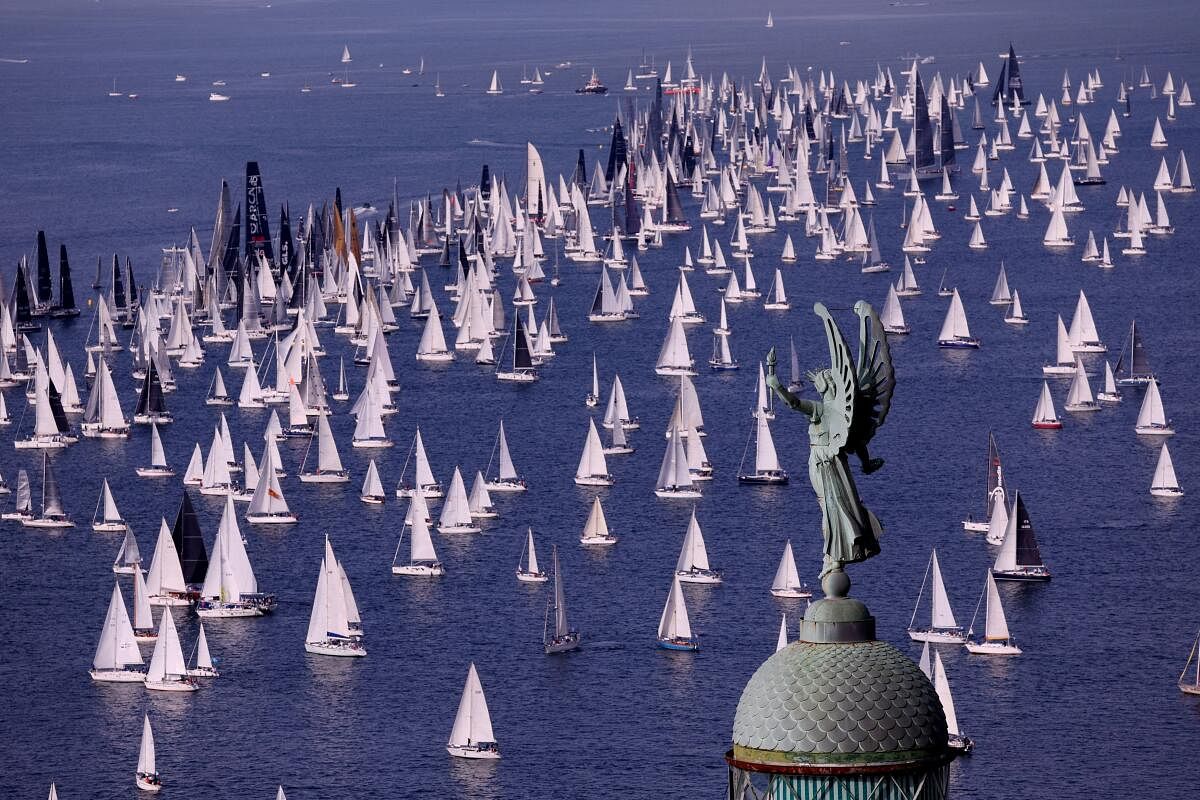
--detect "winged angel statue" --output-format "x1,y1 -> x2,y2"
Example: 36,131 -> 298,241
766,301 -> 895,579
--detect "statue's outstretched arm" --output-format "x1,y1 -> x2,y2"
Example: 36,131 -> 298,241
766,347 -> 817,415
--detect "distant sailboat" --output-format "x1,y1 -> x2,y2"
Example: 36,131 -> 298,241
486,69 -> 503,96
907,550 -> 965,642
89,583 -> 145,682
23,452 -> 74,529
485,420 -> 526,492
360,459 -> 385,504
769,539 -> 811,598
1134,379 -> 1174,435
516,528 -> 548,582
738,412 -> 788,484
964,572 -> 1021,655
655,426 -> 701,498
937,289 -> 979,348
135,714 -> 162,792
144,606 -> 198,691
579,495 -> 617,545
933,651 -> 974,752
1031,381 -> 1062,429
963,432 -> 1006,530
305,536 -> 366,656
657,576 -> 699,651
447,663 -> 500,758
391,503 -> 444,576
1179,629 -> 1200,696
544,546 -> 581,654
91,478 -> 127,532
113,525 -> 144,574
574,419 -> 614,486
675,508 -> 721,584
1150,443 -> 1183,497
991,490 -> 1051,581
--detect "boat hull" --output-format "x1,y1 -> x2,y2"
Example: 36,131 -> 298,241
516,571 -> 548,583
485,480 -> 527,493
676,569 -> 722,585
962,520 -> 989,532
965,640 -> 1022,655
298,472 -> 350,484
246,513 -> 298,524
738,471 -> 789,485
770,587 -> 812,599
360,494 -> 386,504
1032,421 -> 1063,429
574,475 -> 615,487
144,678 -> 199,692
136,774 -> 162,792
1135,425 -> 1175,436
579,536 -> 617,546
392,563 -> 445,576
907,628 -> 967,643
305,640 -> 367,657
657,637 -> 700,652
545,633 -> 581,654
654,488 -> 703,499
92,521 -> 128,532
938,338 -> 980,349
447,744 -> 500,760
89,668 -> 147,682
992,568 -> 1051,582
1151,487 -> 1184,497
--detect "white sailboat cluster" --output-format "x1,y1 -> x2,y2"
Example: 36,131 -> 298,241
305,536 -> 365,656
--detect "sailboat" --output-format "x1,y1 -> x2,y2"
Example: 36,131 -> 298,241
962,433 -> 1006,531
338,45 -> 356,87
306,536 -> 366,655
907,550 -> 965,642
81,358 -> 129,437
486,69 -> 503,95
484,420 -> 526,492
880,284 -> 909,335
246,446 -> 296,523
776,614 -> 788,651
133,360 -> 172,424
91,478 -> 127,531
1043,316 -> 1078,375
964,572 -> 1021,655
144,519 -> 191,606
136,422 -> 174,477
447,663 -> 500,758
391,504 -> 444,576
574,419 -> 614,486
144,607 -> 198,691
113,526 -> 144,574
654,316 -> 697,376
769,539 -> 811,598
1004,290 -> 1028,325
135,714 -> 162,791
657,576 -> 699,651
23,453 -> 73,528
1150,443 -> 1183,497
89,583 -> 146,682
544,545 -> 581,654
1134,380 -> 1174,435
360,459 -> 385,504
206,368 -> 233,406
396,428 -> 443,498
1063,358 -> 1100,412
933,651 -> 974,752
438,467 -> 481,533
516,528 -> 548,582
332,357 -> 350,400
579,495 -> 617,545
655,426 -> 701,498
675,508 -> 721,584
1031,381 -> 1062,429
937,289 -> 979,348
992,491 -> 1051,581
299,413 -> 348,483
495,316 -> 538,383
197,495 -> 276,617
16,362 -> 71,449
738,412 -> 788,484
187,623 -> 220,677
1179,630 -> 1200,696
585,354 -> 601,407
1096,361 -> 1121,402
1114,321 -> 1156,385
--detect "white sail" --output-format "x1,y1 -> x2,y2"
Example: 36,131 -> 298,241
771,540 -> 801,592
932,651 -> 962,737
754,413 -> 781,472
93,583 -> 143,670
315,413 -> 344,473
929,551 -> 958,629
448,663 -> 497,747
408,508 -> 439,563
938,289 -> 973,342
1136,380 -> 1169,430
137,714 -> 156,776
145,520 -> 187,599
675,508 -> 711,572
306,537 -> 351,644
575,419 -> 610,481
523,528 -> 540,574
657,426 -> 695,491
657,576 -> 693,640
145,605 -> 188,682
983,572 -> 1011,641
1152,443 -> 1181,493
438,467 -> 477,531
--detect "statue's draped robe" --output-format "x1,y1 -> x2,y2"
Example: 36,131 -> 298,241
808,404 -> 882,574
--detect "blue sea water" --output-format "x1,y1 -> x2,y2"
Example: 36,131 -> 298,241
0,1 -> 1197,798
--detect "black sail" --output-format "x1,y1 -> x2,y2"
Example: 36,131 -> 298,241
278,203 -> 295,273
46,376 -> 70,433
14,261 -> 33,325
513,317 -> 533,370
111,255 -> 126,310
135,359 -> 167,417
56,245 -> 77,313
172,491 -> 209,586
912,70 -> 936,173
1012,493 -> 1044,569
35,230 -> 52,305
244,161 -> 275,265
939,96 -> 956,168
664,174 -> 686,224
222,205 -> 242,277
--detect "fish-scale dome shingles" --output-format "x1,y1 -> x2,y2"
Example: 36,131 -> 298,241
732,640 -> 946,758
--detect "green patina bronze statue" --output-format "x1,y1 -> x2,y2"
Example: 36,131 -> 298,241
765,301 -> 895,580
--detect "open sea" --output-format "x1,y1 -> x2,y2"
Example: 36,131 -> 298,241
0,1 -> 1197,798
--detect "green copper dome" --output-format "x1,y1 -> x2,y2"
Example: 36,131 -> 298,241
732,639 -> 947,767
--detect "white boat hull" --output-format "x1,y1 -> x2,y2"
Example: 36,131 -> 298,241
580,535 -> 617,546
89,668 -> 147,682
655,488 -> 703,499
438,524 -> 481,534
516,570 -> 548,583
298,472 -> 350,483
965,640 -> 1022,655
144,678 -> 199,692
1135,425 -> 1175,436
1151,487 -> 1184,497
574,475 -> 614,486
305,640 -> 367,657
391,563 -> 445,576
770,587 -> 812,599
907,628 -> 966,643
92,521 -> 128,532
246,513 -> 298,524
962,520 -> 989,532
484,480 -> 527,493
676,569 -> 722,585
136,774 -> 162,792
360,494 -> 386,504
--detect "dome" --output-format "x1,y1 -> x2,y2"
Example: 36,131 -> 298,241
731,639 -> 947,767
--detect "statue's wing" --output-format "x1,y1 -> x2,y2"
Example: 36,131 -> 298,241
814,303 -> 855,454
849,300 -> 895,448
